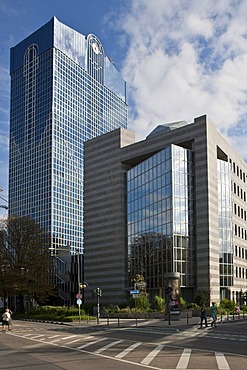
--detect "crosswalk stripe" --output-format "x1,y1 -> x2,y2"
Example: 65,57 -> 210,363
64,338 -> 82,345
215,352 -> 230,370
94,340 -> 124,354
28,335 -> 46,339
176,348 -> 191,369
76,337 -> 108,350
59,335 -> 77,340
141,344 -> 164,365
49,335 -> 77,343
115,342 -> 142,358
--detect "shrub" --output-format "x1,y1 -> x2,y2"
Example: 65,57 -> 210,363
179,297 -> 187,310
154,296 -> 165,312
130,292 -> 151,312
219,299 -> 235,313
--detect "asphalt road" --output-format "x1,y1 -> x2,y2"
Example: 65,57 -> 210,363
0,319 -> 246,369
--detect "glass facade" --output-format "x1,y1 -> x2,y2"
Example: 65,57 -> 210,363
9,18 -> 127,264
127,144 -> 194,295
218,159 -> 233,290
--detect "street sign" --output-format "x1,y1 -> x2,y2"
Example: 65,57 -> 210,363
77,299 -> 82,305
76,293 -> 82,299
130,289 -> 141,294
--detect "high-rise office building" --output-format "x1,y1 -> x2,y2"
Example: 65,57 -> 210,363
84,115 -> 247,305
9,17 -> 128,303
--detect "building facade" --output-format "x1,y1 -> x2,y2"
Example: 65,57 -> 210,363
9,17 -> 128,304
84,115 -> 247,305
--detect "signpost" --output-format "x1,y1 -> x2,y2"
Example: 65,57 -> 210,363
130,288 -> 141,326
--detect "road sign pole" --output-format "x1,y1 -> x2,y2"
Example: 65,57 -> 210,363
76,299 -> 82,323
97,294 -> 100,324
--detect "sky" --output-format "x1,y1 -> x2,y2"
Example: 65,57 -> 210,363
1,0 -> 247,215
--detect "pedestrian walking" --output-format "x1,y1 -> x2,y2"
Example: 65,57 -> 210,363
210,302 -> 218,328
1,308 -> 12,333
200,305 -> 208,328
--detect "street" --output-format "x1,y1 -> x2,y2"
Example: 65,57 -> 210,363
0,319 -> 246,369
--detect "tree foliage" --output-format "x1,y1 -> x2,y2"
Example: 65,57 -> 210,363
195,290 -> 209,307
0,216 -> 54,308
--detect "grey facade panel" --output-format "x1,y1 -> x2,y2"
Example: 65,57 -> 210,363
84,115 -> 247,305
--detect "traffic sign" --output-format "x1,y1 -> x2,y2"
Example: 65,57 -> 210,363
130,289 -> 141,294
132,294 -> 138,299
76,293 -> 82,299
77,299 -> 82,305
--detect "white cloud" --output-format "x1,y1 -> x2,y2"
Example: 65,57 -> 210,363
117,0 -> 247,160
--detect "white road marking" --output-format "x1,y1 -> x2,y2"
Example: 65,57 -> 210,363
24,343 -> 48,349
64,338 -> 82,345
141,344 -> 164,365
49,335 -> 77,343
215,352 -> 230,370
76,337 -> 108,349
94,340 -> 124,354
115,341 -> 142,358
176,348 -> 191,369
28,335 -> 46,339
59,335 -> 77,340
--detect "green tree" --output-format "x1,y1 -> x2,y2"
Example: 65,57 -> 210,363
195,290 -> 209,307
0,216 -> 54,311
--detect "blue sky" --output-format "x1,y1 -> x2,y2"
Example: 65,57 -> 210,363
1,0 -> 247,215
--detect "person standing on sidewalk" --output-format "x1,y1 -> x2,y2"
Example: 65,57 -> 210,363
1,308 -> 12,333
210,302 -> 218,328
200,305 -> 208,328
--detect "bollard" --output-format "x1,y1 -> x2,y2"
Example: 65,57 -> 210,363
118,318 -> 120,327
186,312 -> 189,324
220,313 -> 222,322
227,312 -> 229,321
233,312 -> 234,320
107,315 -> 109,325
87,314 -> 89,324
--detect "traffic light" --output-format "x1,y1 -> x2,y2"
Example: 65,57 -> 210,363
243,291 -> 247,302
95,288 -> 102,297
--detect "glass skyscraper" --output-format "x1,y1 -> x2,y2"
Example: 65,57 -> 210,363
9,17 -> 127,302
127,144 -> 195,300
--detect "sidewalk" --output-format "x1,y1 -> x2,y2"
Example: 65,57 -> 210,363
69,316 -> 201,330
17,314 -> 246,331
69,314 -> 247,331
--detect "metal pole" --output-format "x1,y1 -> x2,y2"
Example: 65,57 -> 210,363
77,250 -> 81,323
97,294 -> 100,324
134,282 -> 137,326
